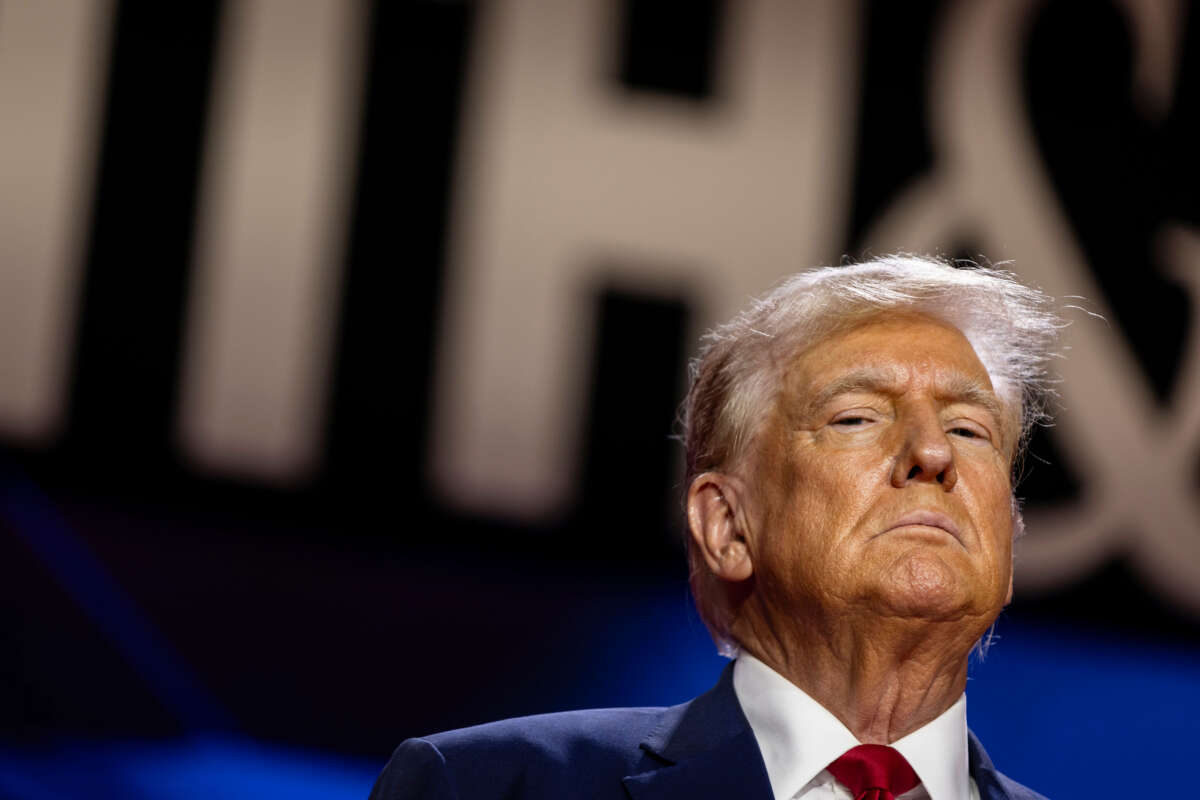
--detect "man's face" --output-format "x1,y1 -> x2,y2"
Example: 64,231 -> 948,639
744,313 -> 1015,625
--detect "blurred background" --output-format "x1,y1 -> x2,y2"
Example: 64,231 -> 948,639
1,0 -> 1198,797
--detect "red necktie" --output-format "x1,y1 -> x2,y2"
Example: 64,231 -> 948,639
826,744 -> 920,800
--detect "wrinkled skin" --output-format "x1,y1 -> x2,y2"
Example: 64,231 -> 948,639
688,313 -> 1017,742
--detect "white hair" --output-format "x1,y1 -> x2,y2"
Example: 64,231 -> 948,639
682,254 -> 1065,653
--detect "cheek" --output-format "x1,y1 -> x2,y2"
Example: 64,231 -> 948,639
809,448 -> 891,510
781,455 -> 880,549
965,463 -> 1015,559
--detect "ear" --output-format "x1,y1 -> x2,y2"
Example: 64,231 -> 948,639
687,472 -> 754,583
1006,504 -> 1024,605
1004,545 -> 1014,605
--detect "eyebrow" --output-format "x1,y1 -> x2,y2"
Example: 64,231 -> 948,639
802,367 -> 1007,424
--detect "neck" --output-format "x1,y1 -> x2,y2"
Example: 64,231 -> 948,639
732,604 -> 984,743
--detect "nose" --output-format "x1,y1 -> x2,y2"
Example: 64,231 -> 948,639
891,409 -> 957,490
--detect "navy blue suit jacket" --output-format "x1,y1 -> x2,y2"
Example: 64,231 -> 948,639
370,664 -> 1046,800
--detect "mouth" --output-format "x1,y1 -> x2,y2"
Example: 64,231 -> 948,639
882,510 -> 963,544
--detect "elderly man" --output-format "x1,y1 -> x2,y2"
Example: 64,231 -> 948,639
372,255 -> 1059,800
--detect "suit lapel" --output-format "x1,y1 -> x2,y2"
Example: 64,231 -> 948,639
622,664 -> 774,800
968,730 -> 1016,800
627,666 -> 1029,800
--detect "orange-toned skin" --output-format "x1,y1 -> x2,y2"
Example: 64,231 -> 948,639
688,313 -> 1017,744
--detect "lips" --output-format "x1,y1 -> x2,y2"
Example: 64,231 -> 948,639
884,510 -> 962,543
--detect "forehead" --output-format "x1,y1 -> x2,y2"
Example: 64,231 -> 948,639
783,313 -> 996,400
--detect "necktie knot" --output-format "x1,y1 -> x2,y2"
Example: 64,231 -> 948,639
826,744 -> 920,800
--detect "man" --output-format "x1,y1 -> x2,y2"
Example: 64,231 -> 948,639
372,255 -> 1060,799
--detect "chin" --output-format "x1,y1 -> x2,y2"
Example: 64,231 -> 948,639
876,552 -> 974,620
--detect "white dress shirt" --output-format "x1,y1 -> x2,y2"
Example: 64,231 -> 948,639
733,654 -> 981,800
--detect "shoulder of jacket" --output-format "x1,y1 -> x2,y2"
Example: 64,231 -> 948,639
990,771 -> 1051,800
425,705 -> 668,760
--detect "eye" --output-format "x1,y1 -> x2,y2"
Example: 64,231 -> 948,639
831,412 -> 877,428
948,425 -> 987,440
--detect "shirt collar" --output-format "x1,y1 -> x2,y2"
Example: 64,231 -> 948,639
890,690 -> 969,800
732,653 -> 971,800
